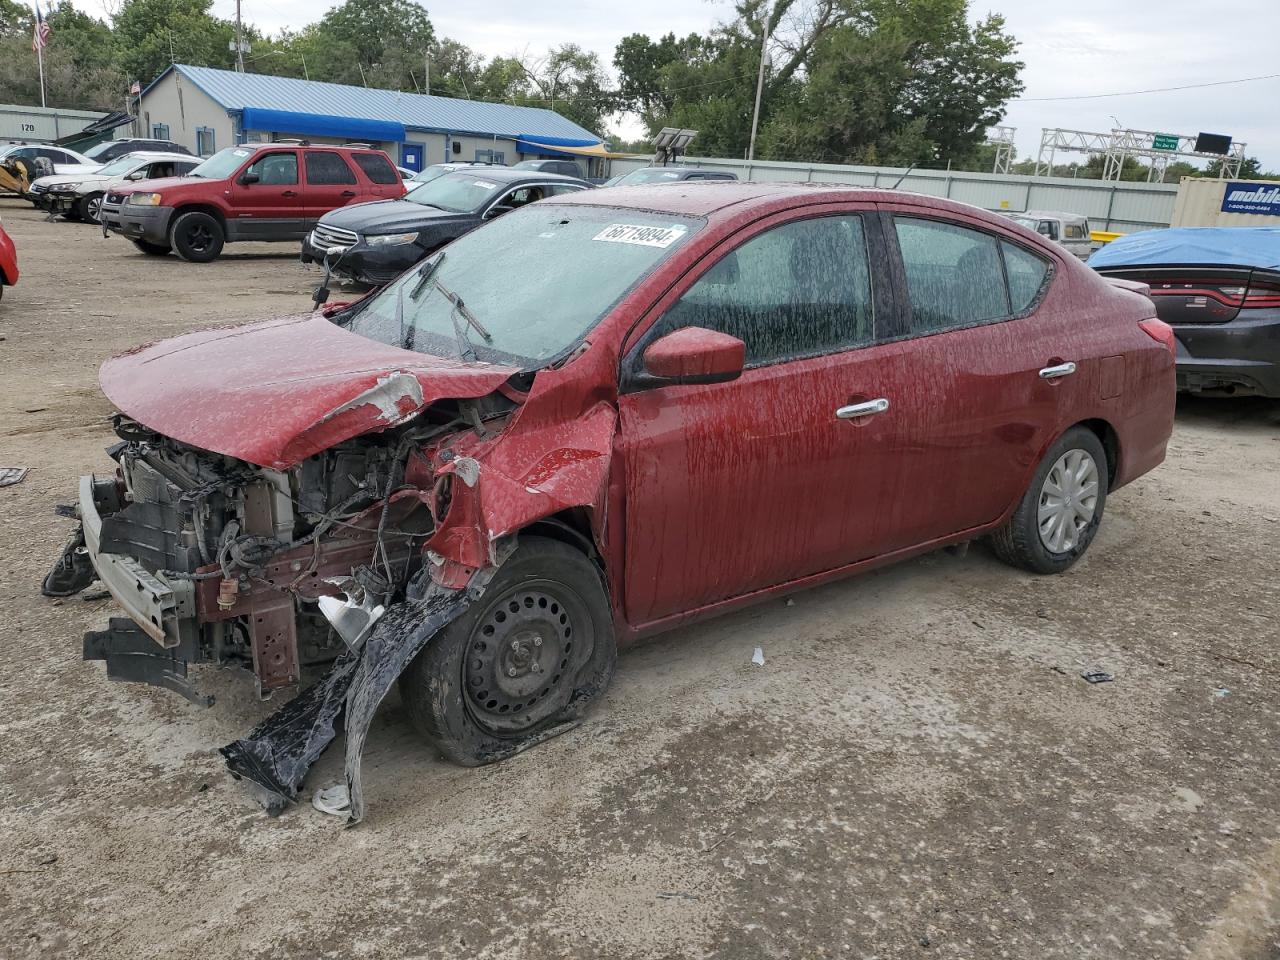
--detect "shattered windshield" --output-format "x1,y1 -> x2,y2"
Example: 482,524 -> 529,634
340,205 -> 703,367
404,173 -> 504,213
188,147 -> 252,179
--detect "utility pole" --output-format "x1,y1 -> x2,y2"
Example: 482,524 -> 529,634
424,51 -> 430,95
234,0 -> 245,72
747,12 -> 770,161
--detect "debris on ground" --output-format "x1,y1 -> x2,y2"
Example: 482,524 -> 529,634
1174,787 -> 1205,812
312,784 -> 351,818
752,647 -> 765,666
80,589 -> 111,602
0,466 -> 28,487
1081,670 -> 1114,684
1213,687 -> 1230,698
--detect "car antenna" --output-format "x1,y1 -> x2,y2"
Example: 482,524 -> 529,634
889,163 -> 916,190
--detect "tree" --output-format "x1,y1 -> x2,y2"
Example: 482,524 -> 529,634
300,0 -> 434,89
113,0 -> 234,86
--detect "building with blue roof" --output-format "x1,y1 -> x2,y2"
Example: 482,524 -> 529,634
136,64 -> 609,176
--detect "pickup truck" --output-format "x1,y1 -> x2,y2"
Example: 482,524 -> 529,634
104,142 -> 405,262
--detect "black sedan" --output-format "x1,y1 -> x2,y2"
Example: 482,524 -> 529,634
302,167 -> 591,285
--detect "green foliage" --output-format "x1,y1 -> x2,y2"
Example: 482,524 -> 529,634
614,0 -> 1024,166
113,0 -> 235,84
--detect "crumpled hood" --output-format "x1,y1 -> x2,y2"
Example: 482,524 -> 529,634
320,198 -> 472,234
99,313 -> 518,469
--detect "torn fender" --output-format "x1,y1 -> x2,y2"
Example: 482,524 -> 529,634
220,588 -> 470,816
426,401 -> 617,569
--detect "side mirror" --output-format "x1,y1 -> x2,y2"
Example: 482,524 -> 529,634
642,327 -> 745,386
126,170 -> 145,180
484,204 -> 514,220
239,171 -> 260,185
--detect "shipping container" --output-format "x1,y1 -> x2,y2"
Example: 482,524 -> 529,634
1170,177 -> 1280,227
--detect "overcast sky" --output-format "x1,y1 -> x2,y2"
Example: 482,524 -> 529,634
82,0 -> 1280,168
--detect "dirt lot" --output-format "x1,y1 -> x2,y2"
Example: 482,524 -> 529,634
0,199 -> 1277,959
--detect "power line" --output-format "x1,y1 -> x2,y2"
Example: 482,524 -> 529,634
1012,72 -> 1280,103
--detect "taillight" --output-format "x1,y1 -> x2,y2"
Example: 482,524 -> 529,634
1244,281 -> 1280,308
1138,317 -> 1176,357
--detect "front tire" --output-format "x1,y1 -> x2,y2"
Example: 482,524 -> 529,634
170,211 -> 225,263
399,536 -> 616,766
990,426 -> 1109,574
78,192 -> 104,223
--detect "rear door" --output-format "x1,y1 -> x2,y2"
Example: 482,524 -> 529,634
868,209 -> 1070,549
301,149 -> 361,225
228,149 -> 303,239
350,152 -> 404,199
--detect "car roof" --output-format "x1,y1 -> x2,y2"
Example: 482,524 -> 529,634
117,151 -> 199,162
436,166 -> 587,184
544,180 -> 1033,229
1021,210 -> 1088,221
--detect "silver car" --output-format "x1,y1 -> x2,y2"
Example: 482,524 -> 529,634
33,151 -> 199,223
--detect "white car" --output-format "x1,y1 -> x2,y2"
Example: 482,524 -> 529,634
0,142 -> 100,197
30,151 -> 200,223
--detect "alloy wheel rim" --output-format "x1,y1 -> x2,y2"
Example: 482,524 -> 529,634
87,196 -> 102,221
189,225 -> 212,251
1038,448 -> 1099,553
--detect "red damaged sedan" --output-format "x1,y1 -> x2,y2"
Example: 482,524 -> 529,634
48,182 -> 1175,819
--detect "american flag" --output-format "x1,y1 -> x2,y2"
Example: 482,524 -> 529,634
32,1 -> 51,52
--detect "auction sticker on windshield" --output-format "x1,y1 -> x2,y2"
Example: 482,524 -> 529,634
593,223 -> 688,248
473,180 -> 498,189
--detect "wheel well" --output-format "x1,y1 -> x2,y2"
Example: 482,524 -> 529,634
1078,418 -> 1119,485
524,509 -> 598,560
172,204 -> 227,231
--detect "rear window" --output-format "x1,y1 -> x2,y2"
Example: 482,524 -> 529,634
352,152 -> 398,185
306,151 -> 357,185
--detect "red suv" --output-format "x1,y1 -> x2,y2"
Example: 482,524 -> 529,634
103,143 -> 406,262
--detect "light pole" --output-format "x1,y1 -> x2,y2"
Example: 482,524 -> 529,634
747,12 -> 771,161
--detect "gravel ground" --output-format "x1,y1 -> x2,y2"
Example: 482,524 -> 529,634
0,200 -> 1277,960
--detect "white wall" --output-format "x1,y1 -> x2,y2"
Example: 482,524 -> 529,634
139,73 -> 233,156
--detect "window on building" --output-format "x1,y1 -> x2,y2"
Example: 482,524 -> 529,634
658,215 -> 875,366
351,152 -> 399,184
152,123 -> 170,140
245,151 -> 298,185
305,151 -> 357,185
195,127 -> 215,156
475,149 -> 505,165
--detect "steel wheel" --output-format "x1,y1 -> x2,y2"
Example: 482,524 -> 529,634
463,580 -> 593,735
1037,448 -> 1100,554
185,222 -> 214,252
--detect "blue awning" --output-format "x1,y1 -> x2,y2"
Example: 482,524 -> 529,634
515,134 -> 602,157
1089,227 -> 1280,271
239,108 -> 406,144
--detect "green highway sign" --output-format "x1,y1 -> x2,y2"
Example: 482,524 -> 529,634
1153,134 -> 1179,151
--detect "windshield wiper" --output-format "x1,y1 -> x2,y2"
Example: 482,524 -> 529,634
408,251 -> 445,302
403,253 -> 492,360
434,278 -> 492,356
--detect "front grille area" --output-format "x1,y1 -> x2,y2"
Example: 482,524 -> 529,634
105,191 -> 125,205
311,223 -> 359,251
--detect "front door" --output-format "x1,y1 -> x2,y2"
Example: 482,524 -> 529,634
229,149 -> 302,240
401,142 -> 424,173
618,205 -> 901,627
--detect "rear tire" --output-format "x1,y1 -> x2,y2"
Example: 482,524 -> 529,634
990,426 -> 1109,574
170,211 -> 224,263
399,536 -> 616,766
131,239 -> 171,257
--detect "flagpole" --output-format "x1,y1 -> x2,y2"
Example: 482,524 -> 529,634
36,40 -> 46,108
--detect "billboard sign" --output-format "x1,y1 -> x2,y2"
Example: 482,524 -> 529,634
1221,182 -> 1280,216
1152,134 -> 1179,151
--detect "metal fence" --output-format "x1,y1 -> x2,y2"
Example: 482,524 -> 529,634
608,155 -> 1179,234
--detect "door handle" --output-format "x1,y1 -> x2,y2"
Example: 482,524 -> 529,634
836,398 -> 890,420
1038,362 -> 1077,380
340,190 -> 356,197
282,189 -> 298,197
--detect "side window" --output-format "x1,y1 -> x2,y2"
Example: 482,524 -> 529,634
1064,223 -> 1085,240
1001,241 -> 1050,312
246,151 -> 298,185
147,162 -> 172,178
352,152 -> 398,185
659,215 -> 874,366
893,217 -> 1010,332
176,160 -> 199,175
305,151 -> 357,185
546,183 -> 585,196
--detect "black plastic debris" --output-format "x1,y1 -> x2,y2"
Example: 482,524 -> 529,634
1080,670 -> 1114,684
221,588 -> 470,822
42,527 -> 96,597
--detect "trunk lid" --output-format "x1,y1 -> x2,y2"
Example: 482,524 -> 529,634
99,313 -> 518,469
